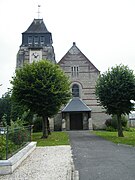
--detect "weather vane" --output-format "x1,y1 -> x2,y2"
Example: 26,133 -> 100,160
37,5 -> 41,19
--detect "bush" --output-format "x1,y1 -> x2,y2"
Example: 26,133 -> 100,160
105,126 -> 117,132
0,136 -> 6,159
0,135 -> 15,160
123,127 -> 135,132
105,115 -> 128,131
9,128 -> 30,145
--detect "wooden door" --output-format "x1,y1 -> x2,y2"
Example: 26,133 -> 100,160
70,113 -> 83,130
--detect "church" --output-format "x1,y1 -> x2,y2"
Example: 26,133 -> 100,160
16,18 -> 110,131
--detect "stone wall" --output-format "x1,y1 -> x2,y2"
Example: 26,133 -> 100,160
58,43 -> 110,129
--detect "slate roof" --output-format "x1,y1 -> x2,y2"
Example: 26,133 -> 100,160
23,19 -> 49,33
62,98 -> 91,112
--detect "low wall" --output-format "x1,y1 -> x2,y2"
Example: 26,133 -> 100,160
0,141 -> 37,175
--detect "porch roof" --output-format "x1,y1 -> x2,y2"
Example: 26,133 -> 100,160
62,98 -> 91,112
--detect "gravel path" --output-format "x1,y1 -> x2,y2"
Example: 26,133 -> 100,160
0,145 -> 73,180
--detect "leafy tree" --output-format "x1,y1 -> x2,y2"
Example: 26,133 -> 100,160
0,90 -> 32,125
95,65 -> 135,137
0,91 -> 12,125
11,60 -> 71,138
11,100 -> 33,123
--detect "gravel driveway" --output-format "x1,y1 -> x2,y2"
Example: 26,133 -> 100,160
0,145 -> 73,180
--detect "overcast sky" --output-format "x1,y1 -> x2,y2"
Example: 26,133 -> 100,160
0,0 -> 135,97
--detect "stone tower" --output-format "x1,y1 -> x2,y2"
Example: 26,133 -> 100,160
16,18 -> 56,68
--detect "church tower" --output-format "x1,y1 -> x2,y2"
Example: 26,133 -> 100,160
16,18 -> 56,68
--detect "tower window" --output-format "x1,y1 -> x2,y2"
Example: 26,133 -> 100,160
72,84 -> 79,97
71,66 -> 79,77
40,36 -> 45,45
28,36 -> 32,44
34,36 -> 39,44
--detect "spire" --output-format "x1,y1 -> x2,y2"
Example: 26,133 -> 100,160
23,19 -> 49,33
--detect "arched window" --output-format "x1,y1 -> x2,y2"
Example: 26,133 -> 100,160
72,84 -> 79,97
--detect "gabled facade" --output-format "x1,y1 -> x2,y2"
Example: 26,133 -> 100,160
16,19 -> 56,68
54,42 -> 110,130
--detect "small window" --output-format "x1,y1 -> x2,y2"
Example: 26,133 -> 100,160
72,84 -> 79,97
28,36 -> 32,44
71,67 -> 74,76
40,36 -> 44,44
34,36 -> 39,44
71,66 -> 79,77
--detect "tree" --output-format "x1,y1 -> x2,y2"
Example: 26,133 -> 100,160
95,64 -> 135,137
0,90 -> 32,125
0,91 -> 12,125
11,60 -> 71,138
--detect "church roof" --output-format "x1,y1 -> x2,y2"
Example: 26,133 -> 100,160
58,42 -> 100,72
62,98 -> 91,112
23,19 -> 49,33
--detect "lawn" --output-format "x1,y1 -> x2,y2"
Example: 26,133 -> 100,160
32,131 -> 70,146
92,130 -> 135,146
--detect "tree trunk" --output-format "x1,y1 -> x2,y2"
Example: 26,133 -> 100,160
117,114 -> 124,137
47,117 -> 51,135
41,116 -> 48,138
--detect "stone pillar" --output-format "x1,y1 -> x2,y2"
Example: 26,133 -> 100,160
62,119 -> 66,131
88,118 -> 93,130
83,112 -> 89,130
49,118 -> 54,131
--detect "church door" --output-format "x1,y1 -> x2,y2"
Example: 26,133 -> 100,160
70,113 -> 83,130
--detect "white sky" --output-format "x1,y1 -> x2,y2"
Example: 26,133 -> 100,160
0,0 -> 135,97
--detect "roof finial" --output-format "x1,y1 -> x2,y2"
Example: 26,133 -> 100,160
37,5 -> 41,19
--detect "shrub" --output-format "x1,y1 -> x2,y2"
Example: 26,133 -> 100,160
9,128 -> 30,145
105,115 -> 128,131
105,126 -> 117,132
0,136 -> 6,159
123,127 -> 135,132
0,135 -> 15,160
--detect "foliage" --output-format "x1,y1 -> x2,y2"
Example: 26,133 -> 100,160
9,120 -> 30,145
1,114 -> 8,126
0,90 -> 32,125
96,65 -> 135,115
10,100 -> 31,122
32,115 -> 42,132
0,135 -> 15,160
0,118 -> 31,160
9,128 -> 30,145
105,115 -> 127,130
11,60 -> 71,138
92,130 -> 135,146
0,135 -> 6,159
10,118 -> 25,128
32,131 -> 69,146
105,126 -> 117,132
96,64 -> 135,137
0,91 -> 12,125
20,110 -> 34,124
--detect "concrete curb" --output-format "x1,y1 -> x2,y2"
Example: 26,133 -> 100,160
0,142 -> 37,175
68,158 -> 79,180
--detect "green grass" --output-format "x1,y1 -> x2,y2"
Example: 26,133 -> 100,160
92,130 -> 135,146
32,131 -> 70,146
